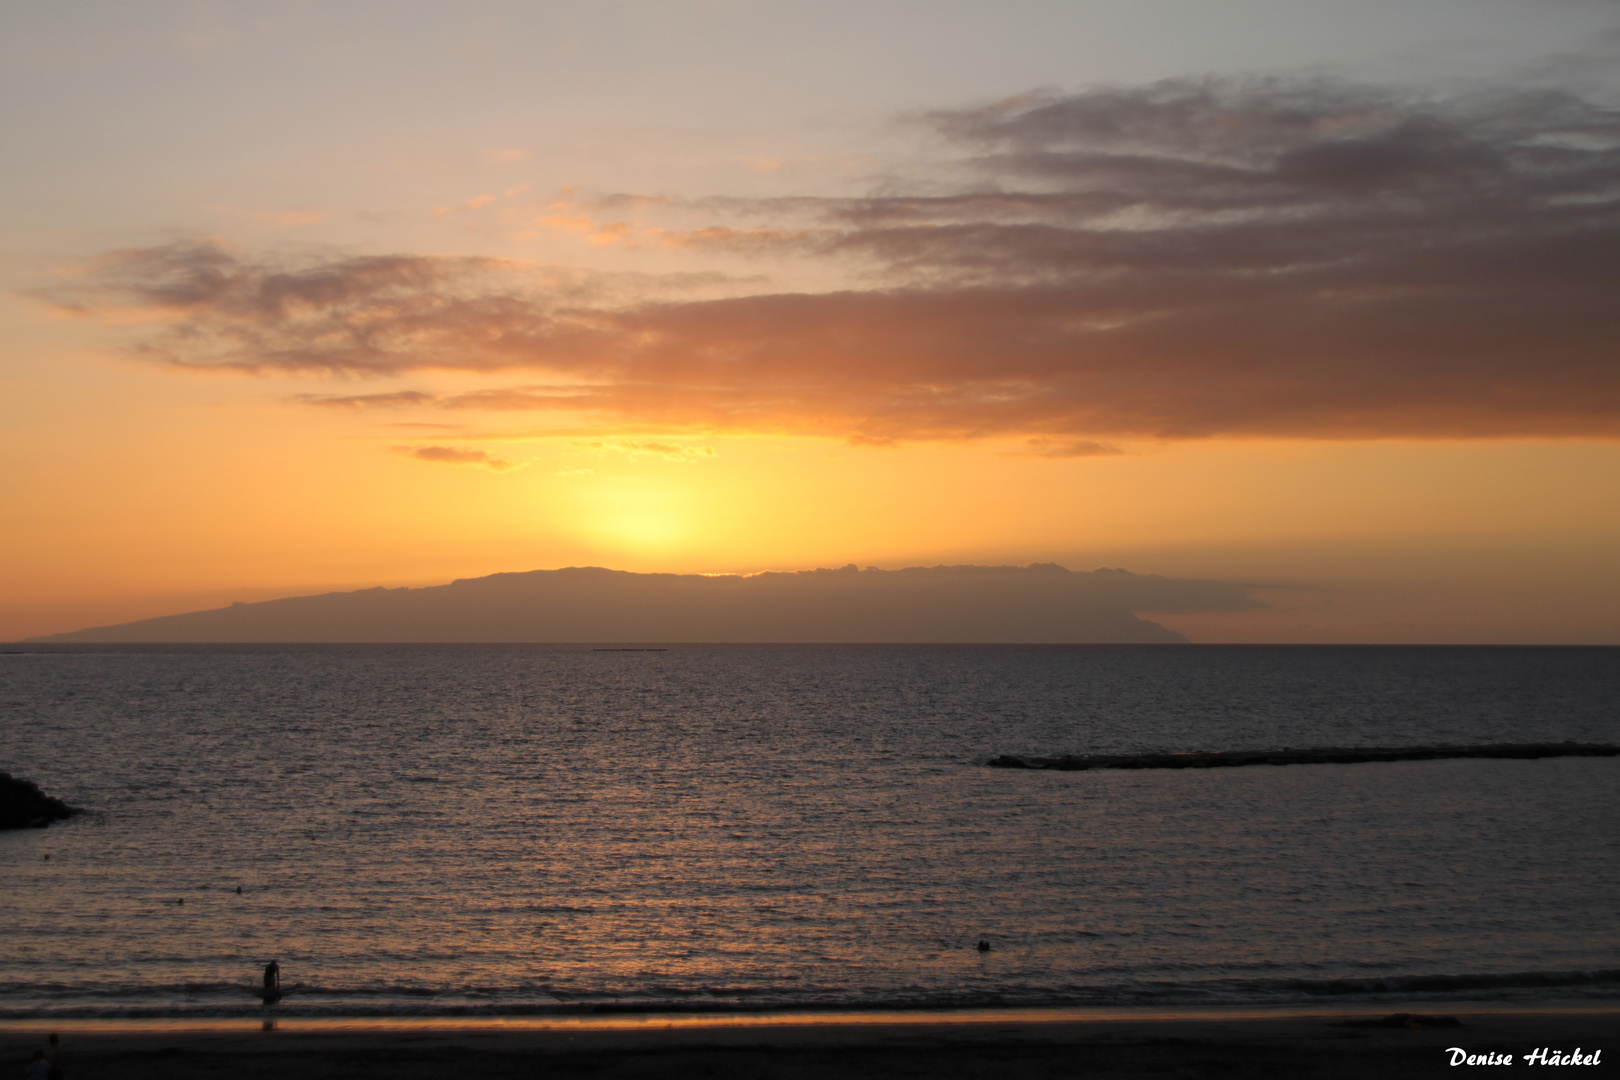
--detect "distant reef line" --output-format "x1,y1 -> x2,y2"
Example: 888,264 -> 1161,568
28,563 -> 1264,645
986,743 -> 1620,771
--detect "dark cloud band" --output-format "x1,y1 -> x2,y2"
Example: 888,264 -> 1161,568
37,77 -> 1620,442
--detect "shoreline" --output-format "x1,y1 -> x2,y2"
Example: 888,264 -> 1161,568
1,1004 -> 1614,1078
2,1000 -> 1619,1033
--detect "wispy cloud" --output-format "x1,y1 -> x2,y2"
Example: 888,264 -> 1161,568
302,391 -> 441,409
575,440 -> 717,461
36,77 -> 1620,444
394,445 -> 515,471
1012,438 -> 1123,458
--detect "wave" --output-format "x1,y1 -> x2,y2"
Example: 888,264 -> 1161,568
1262,970 -> 1620,996
2,969 -> 1616,1019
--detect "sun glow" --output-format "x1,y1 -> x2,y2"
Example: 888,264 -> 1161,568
3,2 -> 1619,644
578,484 -> 694,552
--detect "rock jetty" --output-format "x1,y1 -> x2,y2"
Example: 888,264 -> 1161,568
986,742 -> 1619,772
0,772 -> 82,829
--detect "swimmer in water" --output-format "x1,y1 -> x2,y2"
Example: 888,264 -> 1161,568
262,959 -> 281,1004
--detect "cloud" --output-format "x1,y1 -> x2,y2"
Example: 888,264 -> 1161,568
1012,438 -> 1123,458
573,440 -> 716,461
395,445 -> 514,470
300,391 -> 441,409
35,77 -> 1620,443
617,440 -> 715,460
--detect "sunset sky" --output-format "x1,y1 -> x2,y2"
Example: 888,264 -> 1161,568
4,0 -> 1618,642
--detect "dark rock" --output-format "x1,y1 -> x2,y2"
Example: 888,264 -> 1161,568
986,743 -> 1619,772
0,772 -> 82,830
1339,1013 -> 1463,1029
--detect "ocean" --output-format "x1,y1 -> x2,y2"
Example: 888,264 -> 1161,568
2,644 -> 1617,1019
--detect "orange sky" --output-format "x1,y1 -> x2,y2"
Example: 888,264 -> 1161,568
3,1 -> 1618,642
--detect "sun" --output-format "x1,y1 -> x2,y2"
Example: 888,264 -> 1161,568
577,484 -> 693,553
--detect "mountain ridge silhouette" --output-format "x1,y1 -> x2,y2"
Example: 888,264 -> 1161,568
27,564 -> 1262,643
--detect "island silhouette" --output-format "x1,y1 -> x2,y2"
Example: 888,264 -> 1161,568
27,564 -> 1259,644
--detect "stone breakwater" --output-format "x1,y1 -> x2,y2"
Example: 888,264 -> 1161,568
985,742 -> 1620,771
0,772 -> 81,829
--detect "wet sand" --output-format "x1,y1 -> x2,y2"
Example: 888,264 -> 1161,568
2,1007 -> 1615,1078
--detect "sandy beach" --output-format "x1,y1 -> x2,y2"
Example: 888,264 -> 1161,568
2,1007 -> 1614,1078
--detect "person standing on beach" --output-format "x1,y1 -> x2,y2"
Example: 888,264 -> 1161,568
23,1049 -> 49,1080
263,959 -> 281,1003
45,1034 -> 61,1080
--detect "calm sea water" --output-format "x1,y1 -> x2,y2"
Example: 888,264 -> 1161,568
2,644 -> 1617,1019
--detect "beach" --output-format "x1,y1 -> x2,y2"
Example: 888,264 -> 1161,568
3,1007 -> 1615,1078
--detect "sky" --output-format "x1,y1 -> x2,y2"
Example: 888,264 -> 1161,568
3,0 -> 1619,642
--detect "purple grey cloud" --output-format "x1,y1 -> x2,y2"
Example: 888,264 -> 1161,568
37,77 -> 1620,443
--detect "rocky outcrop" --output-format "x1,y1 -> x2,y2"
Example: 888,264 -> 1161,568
0,773 -> 82,829
987,742 -> 1619,771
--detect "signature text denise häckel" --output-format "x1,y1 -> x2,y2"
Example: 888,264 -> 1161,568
1448,1048 -> 1603,1066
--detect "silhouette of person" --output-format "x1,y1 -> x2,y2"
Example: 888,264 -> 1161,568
46,1033 -> 62,1080
24,1049 -> 49,1080
262,960 -> 281,1003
